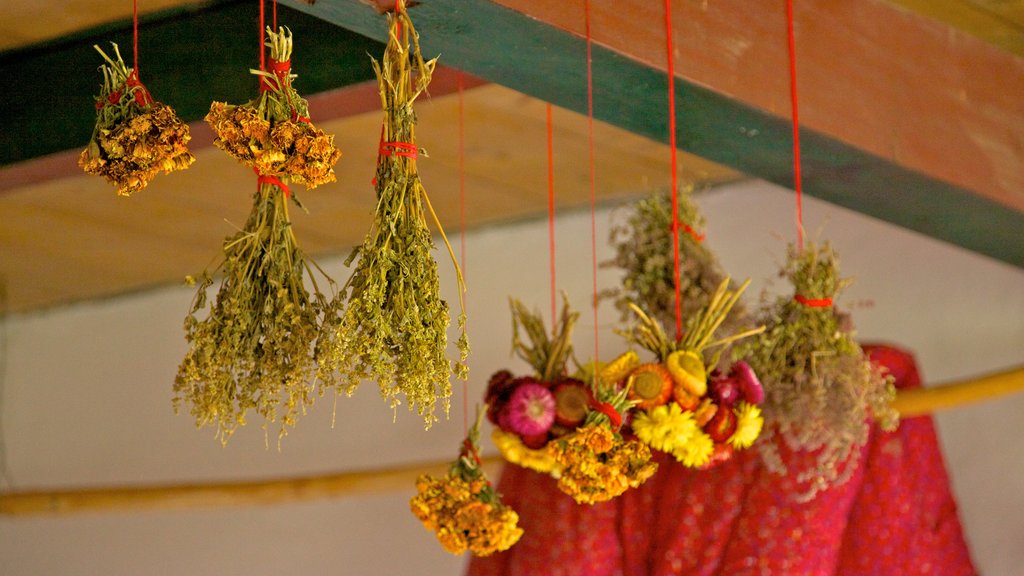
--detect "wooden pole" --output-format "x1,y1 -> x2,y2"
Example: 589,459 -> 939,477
2,366 -> 1021,517
0,457 -> 502,516
892,364 -> 1024,418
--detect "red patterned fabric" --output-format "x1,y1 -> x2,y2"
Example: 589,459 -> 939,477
467,345 -> 976,575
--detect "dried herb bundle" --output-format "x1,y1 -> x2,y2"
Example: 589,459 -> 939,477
174,183 -> 332,444
410,408 -> 523,556
510,294 -> 578,382
602,189 -> 749,336
79,43 -> 194,195
174,26 -> 338,444
737,243 -> 898,500
205,27 -> 341,189
317,3 -> 468,428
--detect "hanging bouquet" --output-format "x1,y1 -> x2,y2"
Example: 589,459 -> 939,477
411,408 -> 523,556
615,278 -> 766,469
602,189 -> 750,336
173,26 -> 339,445
486,296 -> 657,505
205,27 -> 341,189
317,1 -> 468,429
737,243 -> 899,500
79,43 -> 194,195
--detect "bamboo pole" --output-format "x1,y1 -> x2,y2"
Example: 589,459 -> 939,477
1,366 -> 1022,517
891,364 -> 1024,418
0,457 -> 502,517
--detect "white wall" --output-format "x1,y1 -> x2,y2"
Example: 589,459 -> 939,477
1,179 -> 1022,575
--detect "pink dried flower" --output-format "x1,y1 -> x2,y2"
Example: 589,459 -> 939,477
505,383 -> 556,437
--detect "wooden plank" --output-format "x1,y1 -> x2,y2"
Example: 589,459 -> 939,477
0,0 -> 383,166
0,83 -> 736,314
281,0 -> 1024,268
887,0 -> 1024,55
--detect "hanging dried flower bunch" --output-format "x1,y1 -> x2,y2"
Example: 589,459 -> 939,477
205,27 -> 341,189
602,189 -> 750,335
317,1 -> 468,428
411,408 -> 523,556
737,242 -> 899,500
615,278 -> 766,469
79,43 -> 194,195
173,26 -> 338,445
486,295 -> 657,505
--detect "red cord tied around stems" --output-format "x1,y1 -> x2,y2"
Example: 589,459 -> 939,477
461,439 -> 483,466
585,390 -> 624,430
253,167 -> 290,198
671,221 -> 706,244
259,58 -> 311,124
379,141 -> 419,159
371,136 -> 419,187
793,294 -> 833,308
96,71 -> 153,109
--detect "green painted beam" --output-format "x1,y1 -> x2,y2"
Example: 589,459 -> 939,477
280,0 -> 1024,269
0,0 -> 382,167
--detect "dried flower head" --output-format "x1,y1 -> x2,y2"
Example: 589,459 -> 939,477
205,27 -> 341,189
548,425 -> 657,505
411,408 -> 523,556
737,242 -> 899,500
316,4 -> 468,428
79,43 -> 194,195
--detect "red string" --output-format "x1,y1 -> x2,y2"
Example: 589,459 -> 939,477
587,396 -> 623,430
584,0 -> 599,377
664,0 -> 683,342
132,0 -> 140,75
273,0 -> 278,31
379,141 -> 418,158
786,0 -> 804,250
254,167 -> 290,198
546,103 -> 557,330
793,294 -> 833,308
259,0 -> 266,73
458,71 -> 469,436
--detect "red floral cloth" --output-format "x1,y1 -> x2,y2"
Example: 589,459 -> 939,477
467,345 -> 976,575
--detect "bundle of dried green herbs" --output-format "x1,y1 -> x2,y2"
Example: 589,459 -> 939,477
316,2 -> 468,428
205,27 -> 341,189
79,43 -> 194,196
174,26 -> 339,445
736,243 -> 899,500
602,189 -> 750,338
510,293 -> 578,383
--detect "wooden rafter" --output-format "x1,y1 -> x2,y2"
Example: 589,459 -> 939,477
281,0 -> 1024,268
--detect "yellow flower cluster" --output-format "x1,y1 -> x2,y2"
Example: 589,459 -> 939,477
632,401 -> 764,467
728,402 -> 763,449
632,403 -> 698,453
548,425 -> 658,505
79,102 -> 195,196
492,429 -> 563,477
205,102 -> 341,189
410,474 -> 523,557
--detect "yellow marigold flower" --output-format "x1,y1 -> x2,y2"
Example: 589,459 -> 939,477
728,401 -> 764,449
492,429 -> 563,476
673,429 -> 714,468
631,403 -> 698,453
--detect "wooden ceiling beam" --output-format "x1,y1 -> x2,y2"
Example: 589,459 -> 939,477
0,0 -> 384,167
282,0 -> 1024,268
